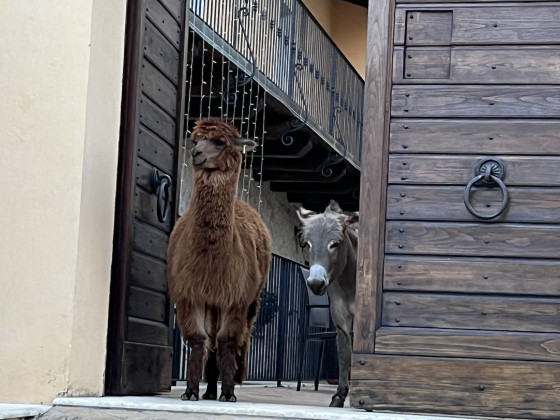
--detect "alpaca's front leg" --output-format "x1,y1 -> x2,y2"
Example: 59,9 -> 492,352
217,311 -> 246,402
177,302 -> 208,401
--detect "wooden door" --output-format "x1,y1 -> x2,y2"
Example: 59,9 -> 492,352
106,0 -> 188,395
353,1 -> 560,418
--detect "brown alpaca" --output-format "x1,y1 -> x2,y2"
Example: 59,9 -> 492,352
167,118 -> 271,402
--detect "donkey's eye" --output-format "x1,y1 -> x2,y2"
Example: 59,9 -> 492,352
306,241 -> 312,249
214,139 -> 226,147
329,241 -> 340,250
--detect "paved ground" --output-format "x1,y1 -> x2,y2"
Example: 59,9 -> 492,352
2,382 -> 518,420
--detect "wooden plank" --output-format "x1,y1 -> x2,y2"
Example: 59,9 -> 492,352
159,0 -> 182,23
132,221 -> 169,261
139,95 -> 176,146
388,155 -> 560,187
384,256 -> 560,295
122,341 -> 172,394
128,286 -> 166,322
127,317 -> 170,346
398,47 -> 451,79
146,0 -> 181,49
386,221 -> 560,258
382,292 -> 560,332
452,6 -> 560,45
389,119 -> 560,155
143,19 -> 179,84
137,132 -> 175,175
375,327 -> 560,361
130,251 -> 167,293
392,85 -> 560,118
133,186 -> 172,233
353,0 -> 394,353
394,46 -> 560,84
405,11 -> 452,45
393,8 -> 406,45
387,186 -> 560,223
141,59 -> 178,117
394,5 -> 560,45
351,354 -> 560,419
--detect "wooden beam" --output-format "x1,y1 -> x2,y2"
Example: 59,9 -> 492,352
353,0 -> 394,353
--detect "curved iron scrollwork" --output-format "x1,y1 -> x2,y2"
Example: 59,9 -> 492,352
224,0 -> 257,105
281,63 -> 308,146
321,106 -> 347,177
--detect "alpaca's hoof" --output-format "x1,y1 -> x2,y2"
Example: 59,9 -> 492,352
181,390 -> 199,401
329,395 -> 345,408
202,391 -> 217,400
219,393 -> 237,402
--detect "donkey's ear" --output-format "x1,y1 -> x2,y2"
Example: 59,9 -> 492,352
325,199 -> 343,213
343,212 -> 359,230
297,206 -> 316,222
233,138 -> 257,152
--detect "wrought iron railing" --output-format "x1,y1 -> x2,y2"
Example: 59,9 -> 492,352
172,254 -> 338,383
189,0 -> 364,168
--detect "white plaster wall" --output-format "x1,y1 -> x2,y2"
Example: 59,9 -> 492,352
0,0 -> 126,404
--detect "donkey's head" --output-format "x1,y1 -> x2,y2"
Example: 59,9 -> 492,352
297,200 -> 359,295
189,118 -> 256,172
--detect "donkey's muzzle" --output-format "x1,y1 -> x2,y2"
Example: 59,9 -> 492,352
307,264 -> 328,295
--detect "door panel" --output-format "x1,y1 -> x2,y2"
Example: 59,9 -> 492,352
354,0 -> 560,416
106,0 -> 187,395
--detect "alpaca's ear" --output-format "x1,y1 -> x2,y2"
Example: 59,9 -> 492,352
297,206 -> 316,223
233,138 -> 257,152
326,199 -> 343,213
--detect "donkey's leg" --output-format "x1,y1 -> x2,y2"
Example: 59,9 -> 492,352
328,296 -> 353,408
217,309 -> 247,402
177,301 -> 209,401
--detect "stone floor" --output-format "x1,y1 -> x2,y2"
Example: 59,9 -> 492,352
2,382 -> 520,420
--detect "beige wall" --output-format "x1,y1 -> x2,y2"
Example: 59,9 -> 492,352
0,0 -> 126,404
303,0 -> 367,78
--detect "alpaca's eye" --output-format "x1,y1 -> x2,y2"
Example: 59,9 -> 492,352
214,139 -> 226,147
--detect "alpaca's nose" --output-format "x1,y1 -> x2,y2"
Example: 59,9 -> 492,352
191,148 -> 202,158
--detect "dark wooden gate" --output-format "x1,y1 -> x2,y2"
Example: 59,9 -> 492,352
106,0 -> 188,395
353,0 -> 560,418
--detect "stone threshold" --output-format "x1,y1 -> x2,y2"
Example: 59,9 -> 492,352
52,396 -> 497,420
0,403 -> 51,420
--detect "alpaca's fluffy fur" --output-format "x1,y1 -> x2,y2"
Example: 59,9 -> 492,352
167,118 -> 271,402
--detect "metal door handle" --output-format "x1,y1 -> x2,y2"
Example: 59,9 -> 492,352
464,158 -> 508,220
151,168 -> 172,223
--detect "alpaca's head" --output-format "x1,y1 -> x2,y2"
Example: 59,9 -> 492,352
189,118 -> 257,172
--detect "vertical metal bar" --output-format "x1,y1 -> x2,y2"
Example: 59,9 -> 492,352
275,258 -> 289,386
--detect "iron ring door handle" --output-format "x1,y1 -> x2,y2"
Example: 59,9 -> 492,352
151,168 -> 172,223
464,160 -> 509,220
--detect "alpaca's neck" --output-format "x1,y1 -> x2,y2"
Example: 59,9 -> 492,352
189,167 -> 240,238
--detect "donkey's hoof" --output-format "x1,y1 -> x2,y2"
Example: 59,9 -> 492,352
329,395 -> 345,407
181,390 -> 199,401
219,393 -> 237,402
202,391 -> 217,400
